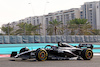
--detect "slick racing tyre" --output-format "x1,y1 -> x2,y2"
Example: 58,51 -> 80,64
81,49 -> 93,60
36,49 -> 48,61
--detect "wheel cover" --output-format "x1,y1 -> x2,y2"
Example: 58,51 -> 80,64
38,50 -> 48,61
85,50 -> 93,59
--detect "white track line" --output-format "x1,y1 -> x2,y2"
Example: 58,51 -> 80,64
94,53 -> 100,56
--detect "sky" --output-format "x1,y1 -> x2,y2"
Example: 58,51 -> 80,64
0,0 -> 99,27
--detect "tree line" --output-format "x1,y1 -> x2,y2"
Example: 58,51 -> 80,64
1,18 -> 100,35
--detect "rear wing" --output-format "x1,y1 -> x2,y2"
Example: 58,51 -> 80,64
78,44 -> 93,49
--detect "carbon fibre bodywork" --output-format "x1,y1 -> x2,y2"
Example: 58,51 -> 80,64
11,43 -> 93,60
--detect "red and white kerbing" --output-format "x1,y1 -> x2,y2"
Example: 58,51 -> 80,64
0,55 -> 10,58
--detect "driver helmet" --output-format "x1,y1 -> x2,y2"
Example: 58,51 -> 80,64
58,42 -> 62,47
25,47 -> 29,50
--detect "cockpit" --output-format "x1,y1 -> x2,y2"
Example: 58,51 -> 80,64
58,42 -> 73,48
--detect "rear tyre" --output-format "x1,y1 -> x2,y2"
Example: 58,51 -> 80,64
36,49 -> 48,61
81,49 -> 93,60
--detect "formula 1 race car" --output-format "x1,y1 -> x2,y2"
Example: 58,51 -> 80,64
11,42 -> 93,61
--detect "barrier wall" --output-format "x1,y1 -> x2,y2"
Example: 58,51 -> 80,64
61,36 -> 66,42
45,36 -> 51,43
51,36 -> 56,43
28,36 -> 34,43
66,35 -> 71,42
4,36 -> 10,44
34,36 -> 40,43
40,36 -> 45,43
16,36 -> 22,43
93,36 -> 98,42
84,36 -> 89,42
56,35 -> 61,42
10,36 -> 16,44
22,36 -> 28,43
0,35 -> 100,44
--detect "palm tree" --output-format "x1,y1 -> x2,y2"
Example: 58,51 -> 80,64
15,22 -> 26,35
47,19 -> 63,35
57,24 -> 65,35
67,24 -> 78,35
1,26 -> 13,35
67,18 -> 92,35
46,25 -> 54,35
15,22 -> 41,35
25,23 -> 33,35
91,29 -> 100,35
25,23 -> 41,35
69,18 -> 88,24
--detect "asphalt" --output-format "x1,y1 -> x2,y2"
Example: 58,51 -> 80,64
0,56 -> 100,67
0,42 -> 100,67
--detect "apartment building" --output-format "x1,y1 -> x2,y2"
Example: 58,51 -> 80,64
43,8 -> 80,35
10,21 -> 19,31
80,1 -> 100,29
63,8 -> 80,24
2,1 -> 100,35
18,16 -> 43,35
96,1 -> 100,29
2,8 -> 80,35
2,21 -> 19,30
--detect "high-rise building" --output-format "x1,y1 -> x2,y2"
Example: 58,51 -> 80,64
2,1 -> 100,35
1,8 -> 80,35
44,8 -> 80,35
96,1 -> 100,29
18,16 -> 43,35
80,1 -> 100,29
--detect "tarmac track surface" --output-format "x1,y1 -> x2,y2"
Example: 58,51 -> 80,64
0,56 -> 100,67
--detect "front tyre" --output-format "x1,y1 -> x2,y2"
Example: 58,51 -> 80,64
36,49 -> 48,61
81,49 -> 93,60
